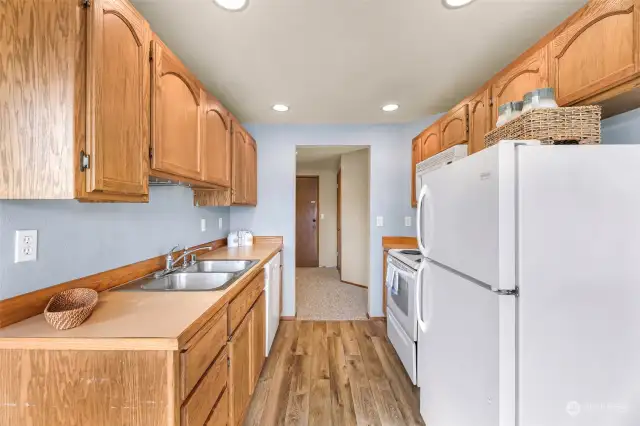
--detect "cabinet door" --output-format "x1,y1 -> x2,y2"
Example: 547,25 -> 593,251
151,39 -> 202,180
85,0 -> 149,196
468,90 -> 491,154
202,92 -> 231,187
245,136 -> 258,206
250,292 -> 266,390
421,126 -> 440,161
228,313 -> 252,426
550,0 -> 640,106
231,125 -> 247,204
440,104 -> 469,150
491,46 -> 550,126
411,136 -> 422,207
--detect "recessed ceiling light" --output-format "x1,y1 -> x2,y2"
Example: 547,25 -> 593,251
442,0 -> 476,9
272,104 -> 289,112
382,104 -> 399,112
213,0 -> 248,11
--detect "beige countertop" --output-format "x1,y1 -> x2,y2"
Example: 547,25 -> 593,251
0,242 -> 282,351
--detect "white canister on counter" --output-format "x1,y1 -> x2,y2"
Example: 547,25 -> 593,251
227,231 -> 239,248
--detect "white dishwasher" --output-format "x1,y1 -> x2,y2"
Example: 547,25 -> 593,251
264,252 -> 281,355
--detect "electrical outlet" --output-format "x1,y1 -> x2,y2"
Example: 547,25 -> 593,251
15,230 -> 38,263
218,218 -> 223,230
376,216 -> 384,227
405,216 -> 412,227
200,218 -> 206,232
321,213 -> 325,220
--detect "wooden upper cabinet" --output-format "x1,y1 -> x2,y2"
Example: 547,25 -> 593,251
491,46 -> 550,127
85,0 -> 150,198
245,136 -> 258,205
468,89 -> 491,154
551,0 -> 640,106
411,136 -> 422,207
421,126 -> 440,161
150,38 -> 202,181
440,104 -> 469,150
231,125 -> 247,204
201,92 -> 232,187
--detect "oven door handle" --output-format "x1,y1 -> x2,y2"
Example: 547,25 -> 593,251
416,261 -> 429,333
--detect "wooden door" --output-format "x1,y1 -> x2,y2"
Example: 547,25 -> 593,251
201,92 -> 231,187
468,90 -> 491,154
245,136 -> 257,205
411,136 -> 421,207
85,0 -> 149,196
550,0 -> 640,106
296,176 -> 319,267
337,169 -> 342,272
228,313 -> 252,426
250,292 -> 266,390
440,104 -> 469,150
421,126 -> 440,161
491,46 -> 550,126
151,38 -> 202,180
231,125 -> 247,204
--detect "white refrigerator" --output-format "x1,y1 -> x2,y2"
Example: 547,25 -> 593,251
415,141 -> 640,426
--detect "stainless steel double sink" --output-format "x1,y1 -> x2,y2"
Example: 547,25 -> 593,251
114,260 -> 259,292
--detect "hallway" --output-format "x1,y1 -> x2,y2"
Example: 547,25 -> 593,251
296,268 -> 367,320
244,320 -> 424,426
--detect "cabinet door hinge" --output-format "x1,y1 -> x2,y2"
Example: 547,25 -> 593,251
149,49 -> 153,62
82,0 -> 91,8
149,147 -> 153,159
227,358 -> 231,367
80,151 -> 90,172
489,97 -> 494,107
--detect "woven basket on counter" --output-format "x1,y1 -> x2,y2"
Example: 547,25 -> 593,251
484,105 -> 601,148
44,288 -> 98,330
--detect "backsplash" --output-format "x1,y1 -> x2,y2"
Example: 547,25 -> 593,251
0,187 -> 230,300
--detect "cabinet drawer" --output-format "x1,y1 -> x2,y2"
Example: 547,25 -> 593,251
206,389 -> 228,426
228,270 -> 264,334
181,308 -> 227,400
182,346 -> 228,426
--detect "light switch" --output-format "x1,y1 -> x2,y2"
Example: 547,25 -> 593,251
321,214 -> 325,220
405,216 -> 412,227
15,230 -> 38,263
376,216 -> 384,227
201,218 -> 206,232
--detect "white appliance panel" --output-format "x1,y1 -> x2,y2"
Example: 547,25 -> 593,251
517,145 -> 640,425
387,310 -> 417,385
265,252 -> 281,355
417,261 -> 516,426
417,141 -> 528,291
386,255 -> 418,341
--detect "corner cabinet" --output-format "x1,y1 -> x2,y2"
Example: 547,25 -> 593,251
411,136 -> 422,207
551,0 -> 640,107
491,46 -> 550,128
150,38 -> 203,182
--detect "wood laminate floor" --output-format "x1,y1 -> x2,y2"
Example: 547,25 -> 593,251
244,320 -> 424,426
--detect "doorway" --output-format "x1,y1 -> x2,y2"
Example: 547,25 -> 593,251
296,176 -> 319,267
294,146 -> 370,320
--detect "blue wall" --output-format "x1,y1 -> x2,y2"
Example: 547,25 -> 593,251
601,107 -> 640,144
0,187 -> 230,299
231,117 -> 441,317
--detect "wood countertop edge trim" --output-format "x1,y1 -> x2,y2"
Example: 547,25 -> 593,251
177,243 -> 281,347
382,236 -> 418,250
0,238 -> 227,329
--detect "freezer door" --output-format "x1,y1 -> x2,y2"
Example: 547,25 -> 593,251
517,145 -> 640,425
417,141 -> 533,290
417,260 -> 516,426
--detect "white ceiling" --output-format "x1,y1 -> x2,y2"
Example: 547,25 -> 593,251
133,0 -> 586,124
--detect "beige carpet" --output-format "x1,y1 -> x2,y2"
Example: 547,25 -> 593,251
296,267 -> 368,320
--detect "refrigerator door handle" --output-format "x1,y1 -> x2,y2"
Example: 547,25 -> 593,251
416,262 -> 429,333
416,184 -> 433,257
492,288 -> 519,297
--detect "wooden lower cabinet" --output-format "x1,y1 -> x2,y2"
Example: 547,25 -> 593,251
250,292 -> 266,389
228,311 -> 253,426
